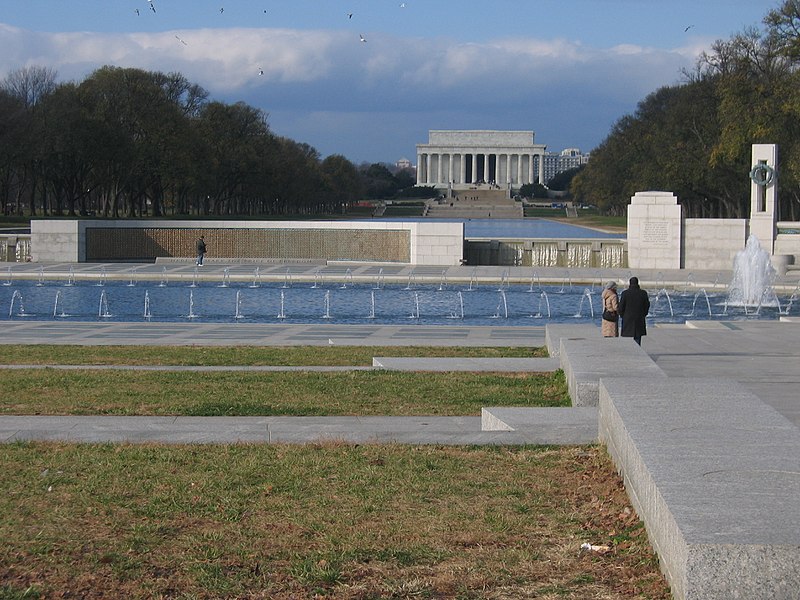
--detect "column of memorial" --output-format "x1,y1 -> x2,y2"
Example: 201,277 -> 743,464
538,152 -> 545,185
528,154 -> 534,185
425,154 -> 432,185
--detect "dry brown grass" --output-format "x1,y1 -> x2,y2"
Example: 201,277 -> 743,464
0,443 -> 670,599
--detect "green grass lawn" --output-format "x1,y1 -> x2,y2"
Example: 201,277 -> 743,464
0,344 -> 545,366
523,207 -> 626,232
0,345 -> 562,417
0,370 -> 567,416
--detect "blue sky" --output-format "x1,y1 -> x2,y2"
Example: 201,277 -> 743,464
0,0 -> 778,165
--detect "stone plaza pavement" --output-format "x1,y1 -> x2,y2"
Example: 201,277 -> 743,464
0,261 -> 799,599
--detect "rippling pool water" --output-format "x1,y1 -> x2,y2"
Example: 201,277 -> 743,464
2,279 -> 793,326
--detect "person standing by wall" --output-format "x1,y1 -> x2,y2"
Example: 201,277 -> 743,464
196,235 -> 207,266
601,281 -> 619,337
618,276 -> 650,345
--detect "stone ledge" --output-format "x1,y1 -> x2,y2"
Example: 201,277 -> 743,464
544,323 -> 594,357
559,336 -> 666,406
599,376 -> 800,600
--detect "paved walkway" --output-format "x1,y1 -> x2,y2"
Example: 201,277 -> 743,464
0,321 -> 546,347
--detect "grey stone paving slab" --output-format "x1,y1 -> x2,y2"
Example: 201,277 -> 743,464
0,321 -> 546,347
481,407 -> 598,444
0,415 -> 581,446
0,364 -> 371,372
646,321 -> 800,427
372,357 -> 559,372
560,336 -> 667,406
598,376 -> 800,600
0,416 -> 269,443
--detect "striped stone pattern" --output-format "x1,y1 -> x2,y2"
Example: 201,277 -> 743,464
86,228 -> 411,262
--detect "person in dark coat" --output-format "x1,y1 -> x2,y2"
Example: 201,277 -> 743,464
196,236 -> 207,266
618,276 -> 650,345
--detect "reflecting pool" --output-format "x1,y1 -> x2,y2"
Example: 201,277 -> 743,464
2,279 -> 795,326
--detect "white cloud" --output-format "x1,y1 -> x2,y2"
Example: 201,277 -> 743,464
0,22 -> 706,161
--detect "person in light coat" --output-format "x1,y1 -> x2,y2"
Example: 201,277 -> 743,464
601,281 -> 619,337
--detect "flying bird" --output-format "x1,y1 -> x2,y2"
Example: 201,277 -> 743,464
220,7 -> 225,13
359,33 -> 367,43
347,12 -> 353,19
684,24 -> 694,32
399,2 -> 406,7
175,35 -> 188,45
134,8 -> 140,16
149,3 -> 156,13
258,68 -> 264,76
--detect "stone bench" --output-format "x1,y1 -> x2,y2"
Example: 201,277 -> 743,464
599,376 -> 800,600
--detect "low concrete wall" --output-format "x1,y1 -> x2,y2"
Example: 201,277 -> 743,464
30,220 -> 464,266
682,218 -> 746,271
775,224 -> 800,265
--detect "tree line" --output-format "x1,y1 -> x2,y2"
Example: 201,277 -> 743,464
0,65 -> 424,218
571,0 -> 800,220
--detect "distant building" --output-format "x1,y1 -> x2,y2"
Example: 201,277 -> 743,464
415,130 -> 546,190
538,148 -> 590,184
395,157 -> 412,170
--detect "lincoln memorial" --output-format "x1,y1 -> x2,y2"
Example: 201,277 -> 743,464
416,130 -> 546,189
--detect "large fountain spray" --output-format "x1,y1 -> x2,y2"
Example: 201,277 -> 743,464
726,234 -> 779,307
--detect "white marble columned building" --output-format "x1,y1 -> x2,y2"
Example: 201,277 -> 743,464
416,130 -> 546,189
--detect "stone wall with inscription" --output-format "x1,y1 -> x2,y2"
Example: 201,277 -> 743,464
627,191 -> 682,270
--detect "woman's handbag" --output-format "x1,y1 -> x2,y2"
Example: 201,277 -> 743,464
602,309 -> 618,322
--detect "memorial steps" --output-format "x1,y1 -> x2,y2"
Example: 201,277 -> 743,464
424,188 -> 523,219
425,205 -> 522,219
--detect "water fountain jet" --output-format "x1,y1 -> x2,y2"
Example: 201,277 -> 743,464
98,290 -> 112,318
9,290 -> 25,317
726,235 -> 778,307
53,290 -> 68,317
